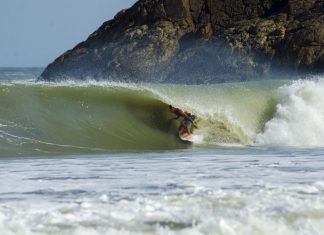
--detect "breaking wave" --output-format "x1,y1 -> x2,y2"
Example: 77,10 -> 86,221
0,77 -> 324,157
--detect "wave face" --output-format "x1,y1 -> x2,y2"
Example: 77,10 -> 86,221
1,78 -> 324,157
0,83 -> 185,156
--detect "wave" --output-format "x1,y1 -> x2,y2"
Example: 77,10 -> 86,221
0,82 -> 182,157
257,78 -> 324,146
0,78 -> 323,157
0,67 -> 43,81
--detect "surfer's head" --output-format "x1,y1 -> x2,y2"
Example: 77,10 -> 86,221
169,105 -> 175,112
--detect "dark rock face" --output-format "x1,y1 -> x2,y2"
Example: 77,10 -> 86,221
40,0 -> 324,83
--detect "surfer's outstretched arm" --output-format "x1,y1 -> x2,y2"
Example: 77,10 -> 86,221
169,105 -> 198,128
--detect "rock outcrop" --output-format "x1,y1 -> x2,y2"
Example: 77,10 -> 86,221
40,0 -> 324,83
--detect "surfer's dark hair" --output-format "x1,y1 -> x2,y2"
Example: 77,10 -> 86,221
169,105 -> 173,109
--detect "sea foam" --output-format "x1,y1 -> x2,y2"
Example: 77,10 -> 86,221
257,78 -> 324,146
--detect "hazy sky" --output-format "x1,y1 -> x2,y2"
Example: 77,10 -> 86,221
0,0 -> 136,67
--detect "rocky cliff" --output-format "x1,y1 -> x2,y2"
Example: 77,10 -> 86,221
40,0 -> 324,83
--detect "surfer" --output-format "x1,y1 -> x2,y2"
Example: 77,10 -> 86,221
169,105 -> 198,136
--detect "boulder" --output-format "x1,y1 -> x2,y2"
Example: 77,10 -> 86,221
40,0 -> 324,83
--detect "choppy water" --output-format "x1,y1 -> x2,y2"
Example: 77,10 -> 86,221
1,68 -> 324,235
1,148 -> 324,235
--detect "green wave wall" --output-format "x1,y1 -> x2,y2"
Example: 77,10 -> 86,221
0,81 -> 284,157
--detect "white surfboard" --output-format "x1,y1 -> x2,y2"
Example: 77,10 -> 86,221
179,132 -> 194,142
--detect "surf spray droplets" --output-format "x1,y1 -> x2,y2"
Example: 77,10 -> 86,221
257,79 -> 324,146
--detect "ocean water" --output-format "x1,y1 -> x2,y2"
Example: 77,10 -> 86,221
1,68 -> 324,235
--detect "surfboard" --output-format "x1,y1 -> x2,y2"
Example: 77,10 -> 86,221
179,132 -> 194,142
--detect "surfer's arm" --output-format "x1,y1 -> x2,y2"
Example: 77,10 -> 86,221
172,115 -> 180,120
179,111 -> 191,120
182,112 -> 196,124
182,112 -> 198,128
193,123 -> 198,129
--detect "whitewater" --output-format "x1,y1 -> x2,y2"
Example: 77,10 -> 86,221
1,68 -> 324,235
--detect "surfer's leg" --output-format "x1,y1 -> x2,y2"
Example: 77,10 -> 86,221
181,124 -> 190,135
180,126 -> 184,132
180,118 -> 193,135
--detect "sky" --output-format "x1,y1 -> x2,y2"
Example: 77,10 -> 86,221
0,0 -> 137,67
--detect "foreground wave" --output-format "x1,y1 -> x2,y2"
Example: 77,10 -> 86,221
1,150 -> 324,235
1,78 -> 324,157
